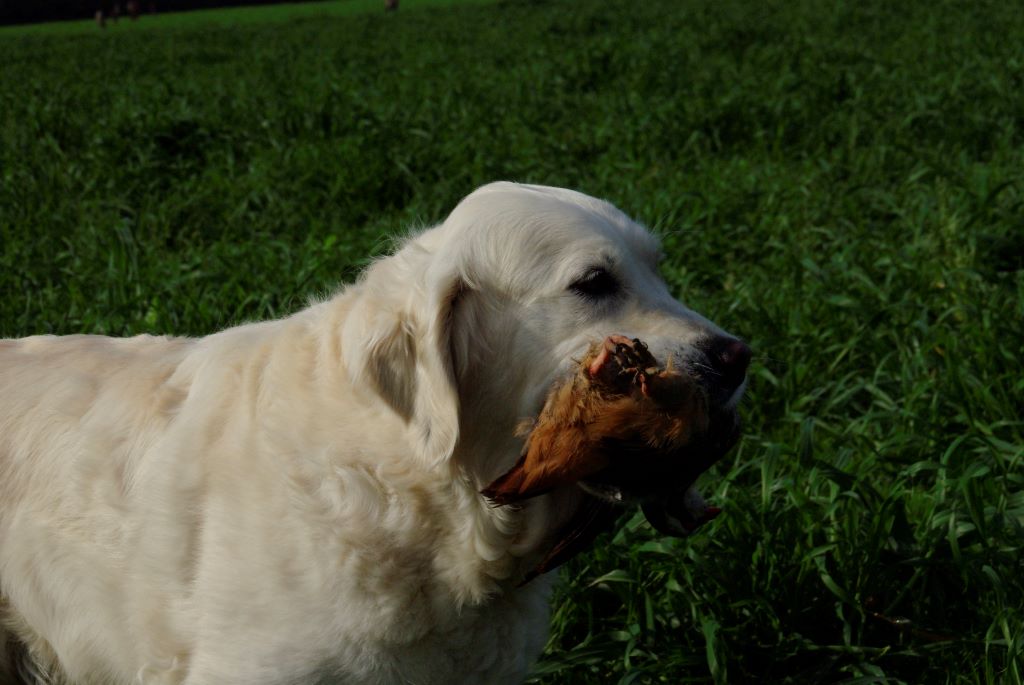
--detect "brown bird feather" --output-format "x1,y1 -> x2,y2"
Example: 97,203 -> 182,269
482,335 -> 709,505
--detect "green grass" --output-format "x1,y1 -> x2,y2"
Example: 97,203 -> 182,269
1,0 -> 1023,682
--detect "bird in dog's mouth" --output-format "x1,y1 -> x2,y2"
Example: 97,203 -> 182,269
482,335 -> 744,582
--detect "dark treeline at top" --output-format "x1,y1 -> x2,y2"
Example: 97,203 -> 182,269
0,0 -> 325,26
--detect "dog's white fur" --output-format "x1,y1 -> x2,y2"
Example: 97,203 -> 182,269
0,183 -> 736,685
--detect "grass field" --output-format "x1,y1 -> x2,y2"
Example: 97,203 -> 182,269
1,0 -> 1023,682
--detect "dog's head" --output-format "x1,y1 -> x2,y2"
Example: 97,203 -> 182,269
342,182 -> 749,567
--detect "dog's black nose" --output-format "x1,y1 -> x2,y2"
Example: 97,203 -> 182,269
701,336 -> 752,397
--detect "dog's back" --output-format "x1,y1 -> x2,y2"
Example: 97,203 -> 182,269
0,334 -> 196,682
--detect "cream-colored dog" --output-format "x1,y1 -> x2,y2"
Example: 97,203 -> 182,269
0,183 -> 749,685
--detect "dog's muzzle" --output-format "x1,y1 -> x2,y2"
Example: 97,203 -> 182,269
582,334 -> 751,536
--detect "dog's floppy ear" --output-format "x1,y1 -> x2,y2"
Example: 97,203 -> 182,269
342,247 -> 466,469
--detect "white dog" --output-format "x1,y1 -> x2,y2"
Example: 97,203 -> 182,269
0,183 -> 750,685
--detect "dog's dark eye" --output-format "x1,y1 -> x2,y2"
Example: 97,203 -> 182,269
570,268 -> 620,300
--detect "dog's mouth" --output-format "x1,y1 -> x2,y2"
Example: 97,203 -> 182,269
579,402 -> 739,536
576,334 -> 739,537
516,413 -> 737,584
486,335 -> 743,583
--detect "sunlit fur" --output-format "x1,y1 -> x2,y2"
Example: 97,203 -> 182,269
0,182 -> 738,685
